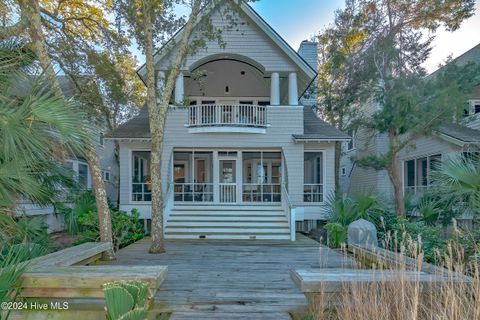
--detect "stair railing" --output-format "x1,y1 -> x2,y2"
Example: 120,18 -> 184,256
281,184 -> 296,241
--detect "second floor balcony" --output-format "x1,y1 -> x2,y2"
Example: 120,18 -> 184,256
187,104 -> 269,133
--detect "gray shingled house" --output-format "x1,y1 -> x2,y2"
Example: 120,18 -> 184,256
107,0 -> 349,240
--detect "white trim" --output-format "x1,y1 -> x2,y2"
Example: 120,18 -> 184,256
293,137 -> 351,143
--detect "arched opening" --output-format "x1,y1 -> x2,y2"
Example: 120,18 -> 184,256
185,55 -> 270,105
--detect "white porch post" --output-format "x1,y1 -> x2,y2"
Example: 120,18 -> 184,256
236,151 -> 243,203
270,72 -> 280,105
288,72 -> 298,106
213,151 -> 219,203
174,72 -> 184,105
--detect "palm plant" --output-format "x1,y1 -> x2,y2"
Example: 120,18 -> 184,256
431,154 -> 480,218
0,40 -> 88,212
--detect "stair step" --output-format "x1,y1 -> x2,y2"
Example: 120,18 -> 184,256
170,212 -> 285,217
165,227 -> 290,233
165,233 -> 291,240
168,216 -> 286,222
168,221 -> 288,227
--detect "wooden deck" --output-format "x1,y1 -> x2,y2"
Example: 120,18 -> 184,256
109,235 -> 354,319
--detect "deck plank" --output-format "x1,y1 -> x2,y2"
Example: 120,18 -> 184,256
108,234 -> 354,319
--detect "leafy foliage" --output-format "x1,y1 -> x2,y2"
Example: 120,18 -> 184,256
325,193 -> 390,247
60,191 -> 145,251
0,41 -> 87,211
103,281 -> 149,320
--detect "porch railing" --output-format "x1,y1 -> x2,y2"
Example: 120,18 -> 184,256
173,183 -> 214,203
242,183 -> 281,203
188,104 -> 267,128
219,183 -> 236,203
303,184 -> 324,203
132,183 -> 152,202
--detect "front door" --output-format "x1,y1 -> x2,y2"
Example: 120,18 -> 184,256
219,159 -> 236,203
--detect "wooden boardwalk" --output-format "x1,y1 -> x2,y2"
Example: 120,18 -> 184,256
109,235 -> 354,319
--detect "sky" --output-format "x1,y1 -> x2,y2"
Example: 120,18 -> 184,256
250,0 -> 480,73
133,0 -> 480,74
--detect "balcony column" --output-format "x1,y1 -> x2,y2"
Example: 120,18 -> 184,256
288,72 -> 298,106
213,151 -> 219,203
270,72 -> 280,106
174,72 -> 184,105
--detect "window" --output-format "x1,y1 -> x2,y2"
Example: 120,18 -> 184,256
341,167 -> 347,176
65,160 -> 91,189
132,151 -> 151,202
466,100 -> 480,116
304,152 -> 324,203
78,163 -> 89,188
173,151 -> 213,202
242,152 -> 282,203
102,170 -> 110,182
346,129 -> 356,151
258,101 -> 270,106
403,154 -> 441,195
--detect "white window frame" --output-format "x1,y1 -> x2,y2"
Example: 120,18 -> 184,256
346,129 -> 356,151
129,149 -> 152,204
102,170 -> 111,182
402,153 -> 442,195
303,150 -> 326,204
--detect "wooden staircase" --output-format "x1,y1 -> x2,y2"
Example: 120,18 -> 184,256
165,207 -> 290,240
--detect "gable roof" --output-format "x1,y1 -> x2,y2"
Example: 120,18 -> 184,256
292,107 -> 351,142
437,123 -> 480,146
106,108 -> 150,139
136,0 -> 316,82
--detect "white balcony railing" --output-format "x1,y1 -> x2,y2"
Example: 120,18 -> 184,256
188,104 -> 267,128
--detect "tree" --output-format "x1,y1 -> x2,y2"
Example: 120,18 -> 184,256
0,41 -> 86,214
116,0 -> 206,253
331,0 -> 477,216
2,0 -> 137,259
317,2 -> 367,188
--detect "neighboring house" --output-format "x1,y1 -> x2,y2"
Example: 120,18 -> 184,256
15,76 -> 120,232
106,1 -> 350,240
340,44 -> 480,202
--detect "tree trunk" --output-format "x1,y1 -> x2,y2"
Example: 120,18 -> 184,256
387,129 -> 406,217
20,0 -> 115,259
146,0 -> 202,254
334,141 -> 341,193
85,146 -> 115,260
143,1 -> 165,254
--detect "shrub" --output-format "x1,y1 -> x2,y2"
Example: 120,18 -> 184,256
60,191 -> 145,250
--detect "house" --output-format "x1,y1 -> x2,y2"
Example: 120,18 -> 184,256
106,0 -> 350,240
15,76 -> 120,232
340,43 -> 480,201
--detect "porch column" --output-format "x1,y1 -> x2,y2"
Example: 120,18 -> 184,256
288,72 -> 298,106
236,151 -> 243,203
213,151 -> 219,203
270,72 -> 280,105
174,72 -> 184,105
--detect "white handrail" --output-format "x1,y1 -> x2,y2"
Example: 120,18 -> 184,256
281,184 -> 295,241
163,182 -> 174,231
188,104 -> 267,128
